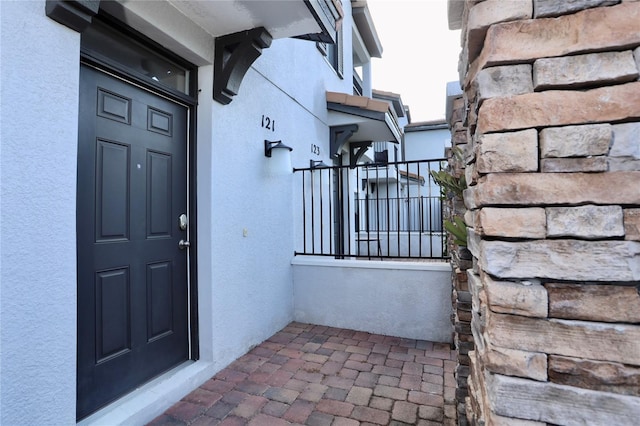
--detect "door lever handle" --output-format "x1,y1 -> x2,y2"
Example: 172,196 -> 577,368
178,240 -> 190,249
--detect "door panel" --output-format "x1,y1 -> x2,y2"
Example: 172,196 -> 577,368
96,139 -> 130,241
77,65 -> 189,419
147,151 -> 172,237
95,267 -> 131,362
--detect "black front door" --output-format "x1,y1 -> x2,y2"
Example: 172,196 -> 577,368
77,64 -> 189,419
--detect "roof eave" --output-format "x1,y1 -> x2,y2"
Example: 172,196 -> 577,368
351,1 -> 383,58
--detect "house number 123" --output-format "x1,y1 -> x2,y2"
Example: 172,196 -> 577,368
261,115 -> 275,131
311,144 -> 320,155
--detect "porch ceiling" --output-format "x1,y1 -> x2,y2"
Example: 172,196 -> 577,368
167,0 -> 342,41
327,91 -> 402,143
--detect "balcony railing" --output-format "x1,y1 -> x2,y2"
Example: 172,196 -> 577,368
293,158 -> 448,259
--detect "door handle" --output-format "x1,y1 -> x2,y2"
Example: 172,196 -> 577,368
178,240 -> 190,249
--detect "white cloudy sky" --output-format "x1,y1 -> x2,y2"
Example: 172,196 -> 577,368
367,0 -> 462,122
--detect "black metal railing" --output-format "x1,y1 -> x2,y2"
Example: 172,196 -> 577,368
293,158 -> 448,259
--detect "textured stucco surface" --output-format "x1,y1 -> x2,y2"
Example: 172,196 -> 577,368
1,1 -> 80,424
292,258 -> 453,342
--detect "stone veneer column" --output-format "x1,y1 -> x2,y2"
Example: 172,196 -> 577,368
451,1 -> 640,425
446,93 -> 472,425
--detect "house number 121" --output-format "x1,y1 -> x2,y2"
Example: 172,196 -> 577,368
261,115 -> 275,131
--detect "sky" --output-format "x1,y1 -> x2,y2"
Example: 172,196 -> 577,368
367,0 -> 462,122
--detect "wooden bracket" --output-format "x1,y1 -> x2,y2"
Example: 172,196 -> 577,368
214,27 -> 272,105
349,141 -> 372,168
330,124 -> 358,159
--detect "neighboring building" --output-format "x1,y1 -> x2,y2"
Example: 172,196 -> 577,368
404,119 -> 450,161
0,0 -> 412,423
332,90 -> 446,258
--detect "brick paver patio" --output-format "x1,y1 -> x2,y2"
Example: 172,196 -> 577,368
148,322 -> 456,425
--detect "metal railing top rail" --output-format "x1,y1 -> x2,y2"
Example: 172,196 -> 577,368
293,158 -> 448,172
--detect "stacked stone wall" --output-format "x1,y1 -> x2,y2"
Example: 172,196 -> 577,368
450,1 -> 640,424
447,93 -> 472,425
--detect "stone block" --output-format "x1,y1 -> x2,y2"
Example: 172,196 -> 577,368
608,157 -> 640,171
451,107 -> 465,126
475,129 -> 538,173
541,157 -> 608,172
483,273 -> 548,318
458,310 -> 472,323
611,122 -> 640,159
477,81 -> 640,134
467,106 -> 478,131
467,0 -> 533,63
488,373 -> 640,425
478,207 -> 546,239
464,137 -> 476,165
468,349 -> 489,419
625,209 -> 640,241
475,65 -> 533,103
467,228 -> 481,262
533,0 -> 621,18
452,129 -> 467,144
478,336 -> 547,381
451,120 -> 465,133
471,312 -> 485,354
462,187 -> 477,211
533,50 -> 638,89
463,209 -> 475,228
546,282 -> 640,323
453,96 -> 465,112
467,270 -> 483,314
548,355 -> 640,396
486,311 -> 640,365
546,205 -> 625,239
466,2 -> 640,87
459,41 -> 470,88
463,172 -> 640,209
635,46 -> 640,74
479,239 -> 640,281
465,161 -> 478,186
539,123 -> 611,158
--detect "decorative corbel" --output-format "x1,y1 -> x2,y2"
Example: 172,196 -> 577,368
45,0 -> 100,33
349,141 -> 372,168
330,124 -> 358,159
214,27 -> 272,105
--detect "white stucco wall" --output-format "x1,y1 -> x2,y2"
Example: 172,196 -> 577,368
0,1 -> 79,423
405,127 -> 450,160
201,19 -> 356,362
292,258 -> 453,343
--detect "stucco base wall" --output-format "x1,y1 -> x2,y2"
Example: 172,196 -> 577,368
292,258 -> 453,342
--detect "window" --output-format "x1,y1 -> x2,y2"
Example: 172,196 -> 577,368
317,27 -> 343,77
82,18 -> 191,95
353,66 -> 363,95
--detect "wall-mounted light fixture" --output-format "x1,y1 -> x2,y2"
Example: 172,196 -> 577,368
264,140 -> 293,176
310,159 -> 329,169
264,140 -> 293,157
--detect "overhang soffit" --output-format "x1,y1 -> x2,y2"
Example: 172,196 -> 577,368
351,0 -> 383,58
168,0 -> 342,42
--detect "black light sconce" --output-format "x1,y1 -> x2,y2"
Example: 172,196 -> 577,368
310,159 -> 329,169
264,140 -> 293,157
